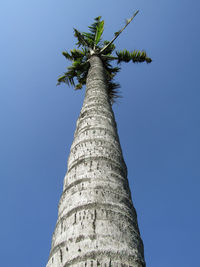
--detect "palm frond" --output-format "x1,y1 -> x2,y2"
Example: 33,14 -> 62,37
100,10 -> 139,54
88,16 -> 102,34
70,49 -> 85,60
107,82 -> 121,103
77,16 -> 102,49
116,50 -> 131,63
57,71 -> 75,87
75,83 -> 83,90
116,49 -> 152,64
82,32 -> 95,48
104,64 -> 120,81
81,17 -> 105,49
94,20 -> 104,47
101,41 -> 116,55
62,51 -> 73,61
74,28 -> 90,48
62,49 -> 85,62
57,60 -> 89,88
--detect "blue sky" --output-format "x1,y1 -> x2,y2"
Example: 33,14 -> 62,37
0,0 -> 200,266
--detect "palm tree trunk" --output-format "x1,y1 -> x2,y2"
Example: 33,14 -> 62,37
46,55 -> 145,267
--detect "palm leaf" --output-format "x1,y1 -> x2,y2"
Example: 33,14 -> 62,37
62,51 -> 73,61
75,83 -> 83,90
116,49 -> 152,64
94,20 -> 104,46
74,28 -> 90,48
107,82 -> 121,103
88,16 -> 102,34
57,72 -> 75,87
82,32 -> 95,47
82,32 -> 94,40
71,49 -> 85,60
63,49 -> 85,62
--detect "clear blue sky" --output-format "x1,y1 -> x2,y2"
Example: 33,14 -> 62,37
0,1 -> 200,266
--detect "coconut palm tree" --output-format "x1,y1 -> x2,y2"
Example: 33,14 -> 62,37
46,11 -> 151,267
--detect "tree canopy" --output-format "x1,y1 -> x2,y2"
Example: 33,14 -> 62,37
57,11 -> 152,102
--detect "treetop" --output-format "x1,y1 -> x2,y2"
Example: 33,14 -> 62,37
57,11 -> 152,103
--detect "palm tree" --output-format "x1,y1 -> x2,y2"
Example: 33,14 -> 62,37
46,11 -> 151,267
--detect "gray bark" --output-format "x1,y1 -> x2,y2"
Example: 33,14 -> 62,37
46,55 -> 145,267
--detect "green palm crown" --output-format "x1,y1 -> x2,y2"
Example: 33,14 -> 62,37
57,11 -> 152,102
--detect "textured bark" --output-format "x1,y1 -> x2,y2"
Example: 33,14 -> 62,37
46,55 -> 145,267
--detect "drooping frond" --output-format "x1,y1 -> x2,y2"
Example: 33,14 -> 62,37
116,49 -> 152,64
57,60 -> 89,89
57,48 -> 90,89
101,57 -> 121,101
57,69 -> 75,87
107,82 -> 121,103
102,60 -> 120,81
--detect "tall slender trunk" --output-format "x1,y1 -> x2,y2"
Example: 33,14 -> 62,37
46,55 -> 145,267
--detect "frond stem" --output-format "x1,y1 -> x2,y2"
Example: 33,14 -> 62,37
101,55 -> 118,60
99,10 -> 139,55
